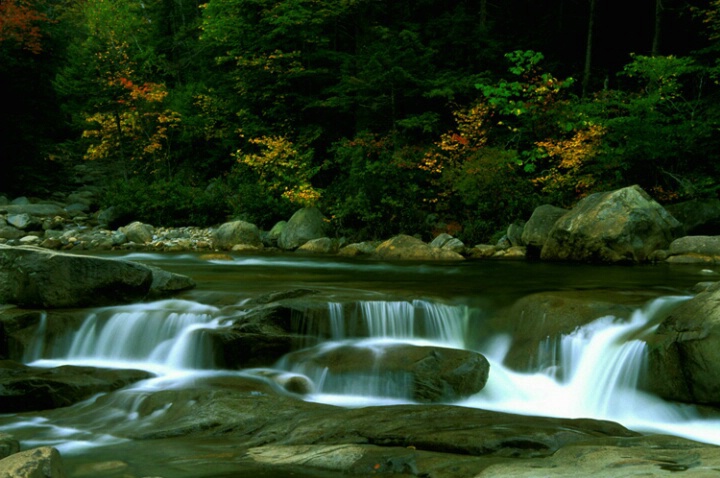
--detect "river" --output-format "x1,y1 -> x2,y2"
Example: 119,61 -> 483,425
2,252 -> 719,476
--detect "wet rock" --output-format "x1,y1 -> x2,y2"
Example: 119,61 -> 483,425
521,204 -> 568,256
647,284 -> 720,406
468,244 -> 497,259
278,207 -> 328,251
146,265 -> 197,299
477,435 -> 720,477
214,220 -> 263,250
0,245 -> 194,308
506,220 -> 526,247
283,342 -> 490,402
265,220 -> 287,247
496,290 -> 647,371
0,446 -> 66,478
541,185 -> 682,263
0,360 -> 152,412
430,233 -> 466,254
374,235 -> 464,261
1,203 -> 67,218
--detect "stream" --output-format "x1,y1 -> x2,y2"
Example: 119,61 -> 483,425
2,253 -> 720,476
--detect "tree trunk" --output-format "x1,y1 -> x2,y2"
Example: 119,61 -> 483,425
582,0 -> 597,98
652,0 -> 663,56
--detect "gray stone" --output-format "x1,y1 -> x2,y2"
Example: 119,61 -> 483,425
214,220 -> 263,250
7,213 -> 32,230
10,196 -> 30,206
0,245 -> 194,308
666,235 -> 720,263
430,233 -> 454,248
278,208 -> 327,250
1,204 -> 67,218
507,220 -> 526,247
121,221 -> 154,244
521,204 -> 568,252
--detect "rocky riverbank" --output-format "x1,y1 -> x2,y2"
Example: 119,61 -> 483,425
4,185 -> 720,264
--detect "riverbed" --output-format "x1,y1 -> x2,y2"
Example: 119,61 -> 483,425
2,253 -> 719,477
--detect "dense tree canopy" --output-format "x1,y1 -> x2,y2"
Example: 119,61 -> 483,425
1,0 -> 718,241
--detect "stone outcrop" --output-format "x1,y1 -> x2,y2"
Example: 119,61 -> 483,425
0,245 -> 194,308
374,235 -> 464,261
278,207 -> 327,250
283,343 -> 490,402
0,360 -> 152,412
646,284 -> 720,406
541,185 -> 682,263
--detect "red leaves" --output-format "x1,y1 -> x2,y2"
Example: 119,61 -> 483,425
0,0 -> 51,54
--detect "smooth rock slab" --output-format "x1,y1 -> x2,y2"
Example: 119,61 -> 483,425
0,360 -> 152,412
0,245 -> 194,308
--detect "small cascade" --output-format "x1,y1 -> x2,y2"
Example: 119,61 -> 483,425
23,312 -> 48,362
323,299 -> 469,347
465,295 -> 720,441
35,299 -> 223,371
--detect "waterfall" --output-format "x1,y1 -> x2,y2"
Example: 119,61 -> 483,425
325,299 -> 469,347
31,300 -> 222,371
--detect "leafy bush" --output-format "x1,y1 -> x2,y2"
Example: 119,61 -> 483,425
102,175 -> 229,227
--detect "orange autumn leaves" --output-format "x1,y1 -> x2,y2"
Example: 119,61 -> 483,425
82,49 -> 181,171
0,0 -> 51,54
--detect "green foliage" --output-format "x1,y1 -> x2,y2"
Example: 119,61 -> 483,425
324,133 -> 431,240
102,175 -> 229,228
475,50 -> 575,173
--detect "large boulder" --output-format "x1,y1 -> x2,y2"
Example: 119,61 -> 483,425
521,205 -> 568,256
540,185 -> 682,263
646,284 -> 720,406
214,220 -> 263,250
0,446 -> 66,478
0,245 -> 194,308
278,208 -> 327,250
0,360 -> 152,412
0,204 -> 68,218
283,342 -> 490,402
374,235 -> 464,261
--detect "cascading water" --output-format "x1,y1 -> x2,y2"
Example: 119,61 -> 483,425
463,295 -> 720,445
277,299 -> 470,402
7,285 -> 720,457
31,299 -> 224,373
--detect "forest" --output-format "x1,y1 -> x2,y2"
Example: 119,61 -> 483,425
1,0 -> 719,243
